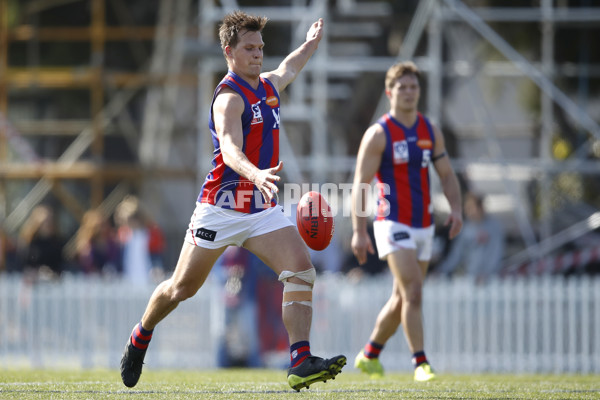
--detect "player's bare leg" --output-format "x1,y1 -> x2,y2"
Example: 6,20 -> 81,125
121,243 -> 226,388
387,249 -> 435,381
141,243 -> 225,329
355,272 -> 402,378
386,248 -> 425,352
371,281 -> 403,343
245,227 -> 312,341
244,226 -> 346,391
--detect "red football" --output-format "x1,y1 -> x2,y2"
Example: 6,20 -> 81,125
296,191 -> 334,251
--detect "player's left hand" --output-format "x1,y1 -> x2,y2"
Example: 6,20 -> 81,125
252,161 -> 283,203
445,210 -> 463,240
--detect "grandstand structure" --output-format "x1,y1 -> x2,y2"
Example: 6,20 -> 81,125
1,0 -> 599,272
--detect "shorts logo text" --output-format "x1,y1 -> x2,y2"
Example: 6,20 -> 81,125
393,231 -> 410,241
195,227 -> 217,242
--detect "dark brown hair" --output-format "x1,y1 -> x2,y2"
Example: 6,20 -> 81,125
218,10 -> 268,51
385,61 -> 420,91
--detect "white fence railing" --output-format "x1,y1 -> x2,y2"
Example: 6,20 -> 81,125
1,273 -> 599,373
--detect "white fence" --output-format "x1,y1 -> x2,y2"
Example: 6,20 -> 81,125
1,273 -> 599,373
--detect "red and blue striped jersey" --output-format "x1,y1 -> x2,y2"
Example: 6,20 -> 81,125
375,113 -> 436,228
199,71 -> 280,213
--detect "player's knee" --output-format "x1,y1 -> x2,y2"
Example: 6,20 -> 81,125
403,284 -> 423,307
167,281 -> 198,303
390,295 -> 403,314
278,267 -> 316,307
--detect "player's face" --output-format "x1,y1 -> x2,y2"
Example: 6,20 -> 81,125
227,30 -> 264,80
388,74 -> 420,112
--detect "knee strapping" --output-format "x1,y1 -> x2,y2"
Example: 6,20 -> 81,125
278,267 -> 316,307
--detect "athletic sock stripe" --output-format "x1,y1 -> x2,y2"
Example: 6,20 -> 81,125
130,323 -> 153,350
412,351 -> 427,367
133,337 -> 151,345
131,336 -> 149,350
290,340 -> 311,368
365,341 -> 383,358
294,350 -> 311,359
135,325 -> 153,341
291,354 -> 309,368
414,354 -> 426,361
290,341 -> 310,352
368,342 -> 384,350
294,346 -> 310,356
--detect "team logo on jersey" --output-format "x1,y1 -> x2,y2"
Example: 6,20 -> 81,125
417,139 -> 433,149
272,108 -> 280,129
251,102 -> 263,125
266,96 -> 278,107
393,140 -> 409,164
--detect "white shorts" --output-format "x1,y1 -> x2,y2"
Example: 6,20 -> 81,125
185,203 -> 294,249
373,219 -> 435,261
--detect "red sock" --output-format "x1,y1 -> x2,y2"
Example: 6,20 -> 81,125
412,351 -> 427,368
290,341 -> 311,367
364,341 -> 383,359
130,322 -> 153,350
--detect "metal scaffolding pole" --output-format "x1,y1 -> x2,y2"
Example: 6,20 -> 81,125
447,26 -> 539,261
539,0 -> 555,244
443,0 -> 600,142
442,0 -> 600,262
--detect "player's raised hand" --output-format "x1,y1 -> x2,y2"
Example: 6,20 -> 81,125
306,18 -> 324,44
252,161 -> 283,203
351,230 -> 375,265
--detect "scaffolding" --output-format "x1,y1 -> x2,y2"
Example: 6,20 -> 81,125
433,0 -> 600,268
0,0 -> 197,238
2,0 -> 599,271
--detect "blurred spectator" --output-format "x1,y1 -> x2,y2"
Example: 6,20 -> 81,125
74,209 -> 121,276
147,219 -> 166,273
436,192 -> 505,283
1,231 -> 18,274
16,204 -> 65,280
115,195 -> 165,285
0,227 -> 5,273
215,247 -> 262,367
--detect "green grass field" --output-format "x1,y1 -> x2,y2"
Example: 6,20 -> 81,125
0,369 -> 598,399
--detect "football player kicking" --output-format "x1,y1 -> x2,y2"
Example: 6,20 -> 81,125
120,11 -> 345,391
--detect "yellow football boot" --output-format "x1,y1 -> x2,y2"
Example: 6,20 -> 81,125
354,350 -> 384,379
414,362 -> 436,382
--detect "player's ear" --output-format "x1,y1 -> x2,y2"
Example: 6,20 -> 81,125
225,46 -> 232,57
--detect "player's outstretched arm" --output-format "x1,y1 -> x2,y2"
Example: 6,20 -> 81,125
262,18 -> 323,93
214,88 -> 281,203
